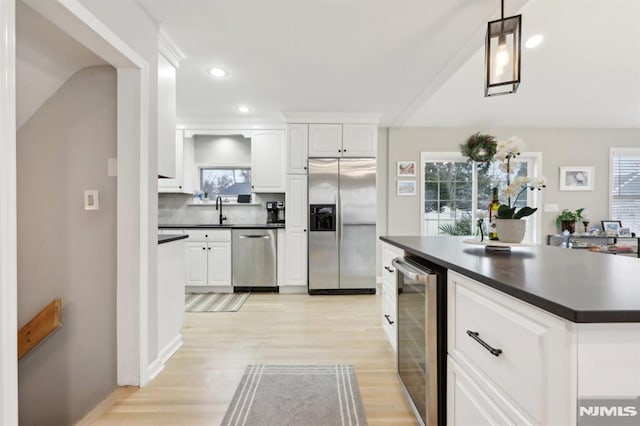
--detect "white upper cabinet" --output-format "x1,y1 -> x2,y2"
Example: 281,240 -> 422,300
157,52 -> 177,178
286,124 -> 308,174
308,123 -> 377,158
251,130 -> 286,192
342,124 -> 377,157
158,130 -> 196,193
308,124 -> 342,157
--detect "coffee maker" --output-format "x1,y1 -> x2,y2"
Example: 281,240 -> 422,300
266,201 -> 285,224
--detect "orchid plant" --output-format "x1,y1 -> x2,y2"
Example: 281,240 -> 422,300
494,137 -> 547,219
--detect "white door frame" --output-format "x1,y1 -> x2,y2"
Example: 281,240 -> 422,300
1,0 -> 152,421
0,0 -> 18,423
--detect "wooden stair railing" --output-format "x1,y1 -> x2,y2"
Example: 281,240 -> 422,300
18,298 -> 62,360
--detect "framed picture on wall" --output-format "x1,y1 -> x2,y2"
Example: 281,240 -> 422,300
559,166 -> 595,191
397,161 -> 416,177
397,180 -> 416,196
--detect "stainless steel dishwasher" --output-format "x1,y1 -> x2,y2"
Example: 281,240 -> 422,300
232,229 -> 277,288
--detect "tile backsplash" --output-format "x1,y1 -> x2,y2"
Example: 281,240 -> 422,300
158,193 -> 285,225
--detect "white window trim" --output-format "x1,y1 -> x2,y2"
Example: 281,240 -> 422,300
420,151 -> 543,243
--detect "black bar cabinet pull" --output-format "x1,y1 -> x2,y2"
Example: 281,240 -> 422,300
466,330 -> 502,357
384,266 -> 394,273
384,314 -> 394,325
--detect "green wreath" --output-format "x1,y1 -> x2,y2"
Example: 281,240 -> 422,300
460,132 -> 497,163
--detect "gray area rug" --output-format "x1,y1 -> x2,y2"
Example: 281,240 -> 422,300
221,365 -> 368,426
185,292 -> 249,312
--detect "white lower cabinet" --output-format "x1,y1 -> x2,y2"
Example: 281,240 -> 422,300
447,271 -> 572,425
381,242 -> 403,352
285,175 -> 307,287
185,230 -> 231,289
448,357 -> 523,426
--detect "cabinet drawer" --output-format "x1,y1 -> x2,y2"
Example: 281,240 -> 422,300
447,356 -> 529,426
185,229 -> 231,242
382,243 -> 403,282
448,271 -> 570,423
382,284 -> 397,350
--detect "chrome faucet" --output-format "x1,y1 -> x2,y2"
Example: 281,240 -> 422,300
215,196 -> 227,225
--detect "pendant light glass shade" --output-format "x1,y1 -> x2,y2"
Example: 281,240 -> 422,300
485,14 -> 521,96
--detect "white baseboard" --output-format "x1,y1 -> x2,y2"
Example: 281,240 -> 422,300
74,386 -> 137,426
146,357 -> 164,383
158,334 -> 183,365
278,285 -> 307,294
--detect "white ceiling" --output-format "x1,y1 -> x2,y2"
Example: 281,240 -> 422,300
16,1 -> 106,129
14,0 -> 640,129
137,0 -> 527,126
405,0 -> 640,128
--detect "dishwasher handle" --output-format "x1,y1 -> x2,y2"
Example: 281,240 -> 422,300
239,235 -> 270,239
392,257 -> 436,284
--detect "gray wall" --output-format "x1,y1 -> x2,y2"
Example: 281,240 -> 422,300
385,127 -> 640,237
17,66 -> 117,425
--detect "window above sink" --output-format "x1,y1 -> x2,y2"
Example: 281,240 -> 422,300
200,167 -> 251,201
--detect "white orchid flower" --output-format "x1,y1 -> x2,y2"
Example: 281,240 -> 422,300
531,176 -> 547,188
514,175 -> 529,185
494,150 -> 508,161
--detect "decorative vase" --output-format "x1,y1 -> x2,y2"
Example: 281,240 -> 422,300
560,220 -> 576,234
495,219 -> 526,243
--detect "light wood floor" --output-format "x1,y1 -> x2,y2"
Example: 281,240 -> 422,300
92,290 -> 418,425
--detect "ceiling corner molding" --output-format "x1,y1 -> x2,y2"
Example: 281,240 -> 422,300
280,112 -> 380,125
158,27 -> 186,68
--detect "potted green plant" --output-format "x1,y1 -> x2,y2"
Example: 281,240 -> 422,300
555,208 -> 585,234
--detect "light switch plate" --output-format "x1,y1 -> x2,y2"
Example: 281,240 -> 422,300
84,190 -> 99,210
544,203 -> 559,212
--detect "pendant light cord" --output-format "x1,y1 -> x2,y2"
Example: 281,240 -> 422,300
501,0 -> 504,19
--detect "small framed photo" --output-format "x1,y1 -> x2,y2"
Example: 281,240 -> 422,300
397,161 -> 416,177
618,227 -> 631,237
601,220 -> 622,236
559,166 -> 594,191
397,180 -> 416,196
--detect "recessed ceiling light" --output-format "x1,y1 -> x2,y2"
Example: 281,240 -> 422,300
525,34 -> 544,49
208,67 -> 228,78
235,105 -> 254,114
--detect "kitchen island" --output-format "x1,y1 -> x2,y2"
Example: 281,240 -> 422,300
153,234 -> 188,379
381,236 -> 640,425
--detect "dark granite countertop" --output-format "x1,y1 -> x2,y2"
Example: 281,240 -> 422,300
380,236 -> 640,323
159,223 -> 285,229
158,234 -> 189,244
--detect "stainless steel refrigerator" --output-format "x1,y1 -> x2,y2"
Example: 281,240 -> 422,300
308,158 -> 376,293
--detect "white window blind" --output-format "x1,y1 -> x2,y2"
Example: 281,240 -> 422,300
611,149 -> 640,234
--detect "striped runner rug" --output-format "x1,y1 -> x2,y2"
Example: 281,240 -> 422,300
221,365 -> 368,426
185,292 -> 249,312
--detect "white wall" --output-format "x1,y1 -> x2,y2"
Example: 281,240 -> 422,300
194,135 -> 251,165
17,65 -> 117,426
376,128 -> 388,280
386,127 -> 640,237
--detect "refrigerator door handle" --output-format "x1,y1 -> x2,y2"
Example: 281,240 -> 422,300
339,189 -> 344,246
